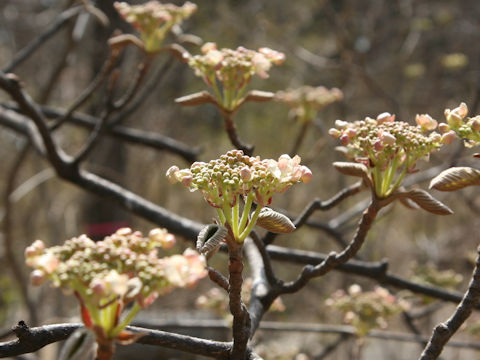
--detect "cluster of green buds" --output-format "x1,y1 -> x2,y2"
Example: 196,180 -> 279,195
438,102 -> 480,147
25,228 -> 206,347
326,284 -> 409,336
329,113 -> 443,197
167,150 -> 311,242
114,1 -> 197,52
185,42 -> 285,111
275,86 -> 343,123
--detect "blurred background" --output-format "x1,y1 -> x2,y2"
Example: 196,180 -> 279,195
1,0 -> 480,359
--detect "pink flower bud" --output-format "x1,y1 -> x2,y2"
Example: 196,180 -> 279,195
181,175 -> 193,186
162,234 -> 176,250
374,140 -> 384,151
346,128 -> 357,138
201,42 -> 217,53
240,167 -> 252,181
415,114 -> 438,131
441,130 -> 457,144
300,166 -> 313,183
472,117 -> 480,132
328,128 -> 341,138
376,112 -> 395,124
380,132 -> 396,145
438,123 -> 450,133
166,165 -> 180,184
335,120 -> 348,129
90,278 -> 106,295
340,134 -> 350,145
30,269 -> 46,286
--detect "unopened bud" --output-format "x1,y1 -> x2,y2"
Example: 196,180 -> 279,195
441,130 -> 457,144
340,134 -> 350,145
381,132 -> 396,145
328,128 -> 341,138
31,269 -> 46,286
438,123 -> 450,133
377,112 -> 395,124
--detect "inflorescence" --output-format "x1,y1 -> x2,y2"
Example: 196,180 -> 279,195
167,150 -> 311,241
329,113 -> 443,197
188,43 -> 285,111
326,284 -> 409,336
25,228 -> 206,339
440,102 -> 480,147
275,85 -> 343,123
114,1 -> 197,52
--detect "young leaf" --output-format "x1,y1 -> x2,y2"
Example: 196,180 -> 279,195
429,167 -> 480,192
333,162 -> 369,179
400,189 -> 453,215
175,91 -> 218,106
256,207 -> 296,233
197,224 -> 227,254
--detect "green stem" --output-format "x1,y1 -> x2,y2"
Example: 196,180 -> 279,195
216,208 -> 226,226
238,205 -> 263,242
231,195 -> 240,239
111,302 -> 141,337
238,193 -> 253,234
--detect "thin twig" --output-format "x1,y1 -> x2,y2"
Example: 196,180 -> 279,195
221,111 -> 254,156
419,245 -> 480,360
263,181 -> 363,245
3,7 -> 82,73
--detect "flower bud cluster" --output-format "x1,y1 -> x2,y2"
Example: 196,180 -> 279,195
275,86 -> 343,123
329,113 -> 443,197
25,228 -> 206,310
440,102 -> 480,147
114,1 -> 197,52
167,149 -> 312,208
326,284 -> 409,336
329,113 -> 442,170
188,43 -> 285,110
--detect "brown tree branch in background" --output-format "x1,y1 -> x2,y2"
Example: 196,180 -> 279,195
2,143 -> 38,325
0,322 -> 233,359
221,111 -> 254,156
0,104 -> 199,163
419,245 -> 480,360
290,121 -> 311,156
2,6 -> 82,73
108,55 -> 175,127
263,181 -> 364,245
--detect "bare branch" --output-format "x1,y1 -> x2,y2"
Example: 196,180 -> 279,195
419,245 -> 480,360
3,7 -> 82,73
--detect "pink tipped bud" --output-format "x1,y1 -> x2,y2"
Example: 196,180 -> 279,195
300,166 -> 313,183
346,128 -> 357,138
441,130 -> 457,144
328,128 -> 341,138
340,134 -> 351,145
335,120 -> 348,129
30,269 -> 46,286
380,132 -> 396,145
116,227 -> 132,236
201,42 -> 217,53
240,167 -> 252,181
181,175 -> 193,186
90,278 -> 106,295
374,140 -> 384,151
454,102 -> 468,119
377,112 -> 395,124
162,234 -> 176,250
472,117 -> 480,132
166,166 -> 180,184
438,123 -> 450,133
416,114 -> 438,131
